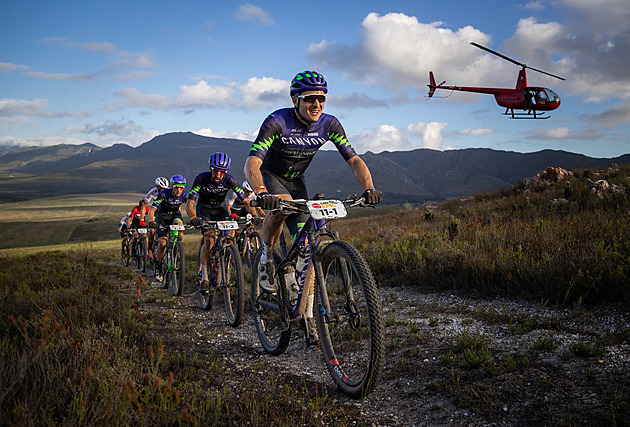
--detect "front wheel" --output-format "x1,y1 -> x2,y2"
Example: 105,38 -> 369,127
251,248 -> 290,355
196,239 -> 214,310
171,241 -> 185,296
121,239 -> 131,266
136,237 -> 147,272
315,241 -> 384,399
244,231 -> 262,269
221,244 -> 244,327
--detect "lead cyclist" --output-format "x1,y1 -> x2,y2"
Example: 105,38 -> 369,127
243,70 -> 383,340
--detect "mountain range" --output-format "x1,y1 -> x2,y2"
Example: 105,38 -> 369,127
1,132 -> 628,204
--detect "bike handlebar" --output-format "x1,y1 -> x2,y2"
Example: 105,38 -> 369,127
250,194 -> 374,212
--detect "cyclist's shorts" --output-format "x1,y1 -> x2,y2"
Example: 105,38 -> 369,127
262,171 -> 309,241
197,204 -> 229,234
131,218 -> 143,229
156,213 -> 183,238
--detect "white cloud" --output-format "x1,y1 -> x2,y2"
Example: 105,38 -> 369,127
113,76 -> 287,112
407,122 -> 449,150
234,4 -> 274,25
308,12 -> 499,89
194,128 -> 257,141
0,62 -> 30,73
352,125 -> 409,153
175,81 -> 235,108
457,128 -> 495,136
521,1 -> 545,10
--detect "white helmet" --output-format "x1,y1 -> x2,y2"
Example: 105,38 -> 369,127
155,176 -> 169,189
242,181 -> 253,192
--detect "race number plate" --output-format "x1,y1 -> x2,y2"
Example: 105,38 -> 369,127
169,224 -> 185,231
307,200 -> 347,220
217,221 -> 239,231
137,228 -> 148,234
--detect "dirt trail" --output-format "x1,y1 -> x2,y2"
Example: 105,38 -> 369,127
134,268 -> 630,426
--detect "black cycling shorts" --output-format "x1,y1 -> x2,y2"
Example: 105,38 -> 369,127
196,204 -> 229,234
262,171 -> 309,240
156,213 -> 183,238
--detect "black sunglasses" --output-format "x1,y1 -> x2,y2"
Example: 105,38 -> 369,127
295,94 -> 326,103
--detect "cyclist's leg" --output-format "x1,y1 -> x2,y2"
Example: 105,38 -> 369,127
197,205 -> 223,285
147,228 -> 156,258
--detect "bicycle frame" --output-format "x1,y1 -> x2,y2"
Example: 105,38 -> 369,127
256,197 -> 355,321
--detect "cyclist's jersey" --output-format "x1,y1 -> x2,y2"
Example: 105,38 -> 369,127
130,205 -> 146,220
227,190 -> 255,211
120,212 -> 131,228
249,107 -> 357,180
189,172 -> 246,207
142,187 -> 161,205
152,188 -> 189,217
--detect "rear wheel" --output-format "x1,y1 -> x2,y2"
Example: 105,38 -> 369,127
171,241 -> 185,296
316,241 -> 384,399
222,244 -> 244,326
251,249 -> 290,355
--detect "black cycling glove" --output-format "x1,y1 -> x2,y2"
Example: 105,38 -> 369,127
190,217 -> 203,227
148,221 -> 158,229
257,192 -> 279,210
362,189 -> 383,205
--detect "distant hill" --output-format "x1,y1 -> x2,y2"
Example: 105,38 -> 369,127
1,131 -> 629,203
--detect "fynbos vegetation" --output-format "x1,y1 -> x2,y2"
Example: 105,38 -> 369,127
339,164 -> 630,307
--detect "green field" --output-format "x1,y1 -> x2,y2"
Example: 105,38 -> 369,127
0,193 -> 148,250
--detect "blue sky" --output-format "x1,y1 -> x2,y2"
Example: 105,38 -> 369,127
2,0 -> 630,158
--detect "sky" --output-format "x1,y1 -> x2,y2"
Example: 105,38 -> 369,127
2,0 -> 630,159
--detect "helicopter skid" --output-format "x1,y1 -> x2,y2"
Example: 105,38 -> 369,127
504,111 -> 550,119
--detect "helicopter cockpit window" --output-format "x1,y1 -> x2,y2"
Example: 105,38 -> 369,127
546,89 -> 560,101
537,90 -> 549,100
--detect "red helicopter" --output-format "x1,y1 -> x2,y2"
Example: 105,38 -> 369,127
428,42 -> 565,119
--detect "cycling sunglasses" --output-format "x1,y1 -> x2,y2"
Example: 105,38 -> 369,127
210,167 -> 227,175
295,94 -> 326,104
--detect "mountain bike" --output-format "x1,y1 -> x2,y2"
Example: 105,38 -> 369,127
251,194 -> 384,399
152,223 -> 186,296
121,230 -> 132,266
192,220 -> 244,327
134,227 -> 148,272
235,214 -> 263,268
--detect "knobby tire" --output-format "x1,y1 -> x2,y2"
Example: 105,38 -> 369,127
251,248 -> 291,355
222,244 -> 244,327
171,241 -> 185,296
315,240 -> 384,399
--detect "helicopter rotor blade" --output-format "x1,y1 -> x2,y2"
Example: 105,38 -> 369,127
470,42 -> 565,81
471,42 -> 524,68
522,65 -> 565,81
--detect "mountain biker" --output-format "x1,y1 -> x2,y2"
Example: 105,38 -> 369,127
148,174 -> 189,281
125,199 -> 149,255
141,177 -> 170,260
227,181 -> 265,219
186,152 -> 254,295
119,211 -> 131,248
243,70 -> 383,340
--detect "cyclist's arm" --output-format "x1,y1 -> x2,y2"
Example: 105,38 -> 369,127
347,155 -> 376,191
244,156 -> 267,195
148,206 -> 157,223
185,198 -> 196,220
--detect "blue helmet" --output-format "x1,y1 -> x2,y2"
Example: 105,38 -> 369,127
170,174 -> 186,186
208,152 -> 231,171
290,70 -> 328,96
